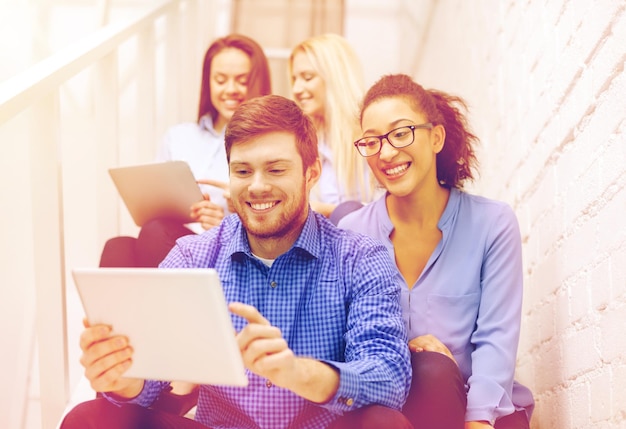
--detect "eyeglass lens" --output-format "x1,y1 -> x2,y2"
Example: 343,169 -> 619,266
356,126 -> 415,157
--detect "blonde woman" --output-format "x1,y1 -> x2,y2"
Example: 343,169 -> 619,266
289,33 -> 374,220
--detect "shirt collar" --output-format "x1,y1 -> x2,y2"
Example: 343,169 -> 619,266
199,114 -> 223,137
438,187 -> 460,231
375,187 -> 461,234
225,209 -> 321,262
292,209 -> 322,259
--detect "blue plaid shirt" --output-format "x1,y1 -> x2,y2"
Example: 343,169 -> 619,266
110,210 -> 411,428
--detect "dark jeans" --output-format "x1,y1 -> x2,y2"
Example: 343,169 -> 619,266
403,351 -> 466,429
60,397 -> 413,429
60,398 -> 203,429
99,218 -> 194,268
329,404 -> 413,429
403,351 -> 530,429
495,410 -> 531,429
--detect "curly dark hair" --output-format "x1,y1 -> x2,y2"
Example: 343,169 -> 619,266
360,74 -> 478,188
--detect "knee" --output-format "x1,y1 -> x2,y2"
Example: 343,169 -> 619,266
137,217 -> 192,246
330,405 -> 413,429
59,399 -> 108,429
99,236 -> 137,267
411,351 -> 461,389
138,218 -> 177,240
403,352 -> 466,428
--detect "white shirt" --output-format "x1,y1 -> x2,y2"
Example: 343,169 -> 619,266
156,115 -> 230,233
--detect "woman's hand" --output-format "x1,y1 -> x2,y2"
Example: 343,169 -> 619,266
408,334 -> 457,364
190,197 -> 225,230
196,179 -> 233,213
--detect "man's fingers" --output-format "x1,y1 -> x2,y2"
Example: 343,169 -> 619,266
229,302 -> 270,326
197,179 -> 229,191
88,358 -> 133,392
79,324 -> 112,351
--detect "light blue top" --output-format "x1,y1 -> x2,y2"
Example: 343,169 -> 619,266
156,115 -> 231,216
338,188 -> 534,424
315,139 -> 375,205
314,140 -> 342,204
106,211 -> 411,429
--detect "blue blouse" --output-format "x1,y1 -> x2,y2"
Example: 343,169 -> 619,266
338,188 -> 534,424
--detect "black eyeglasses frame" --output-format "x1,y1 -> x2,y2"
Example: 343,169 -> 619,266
353,123 -> 434,157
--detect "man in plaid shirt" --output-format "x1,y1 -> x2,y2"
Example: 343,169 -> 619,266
62,95 -> 413,429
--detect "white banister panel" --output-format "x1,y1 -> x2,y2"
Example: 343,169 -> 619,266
0,1 -> 219,427
94,51 -> 122,259
28,91 -> 69,429
0,0 -> 179,125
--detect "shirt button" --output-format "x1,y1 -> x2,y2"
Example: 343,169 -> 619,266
265,380 -> 273,388
270,281 -> 277,288
345,398 -> 354,406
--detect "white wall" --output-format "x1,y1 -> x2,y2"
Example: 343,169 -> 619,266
345,0 -> 436,88
405,1 -> 626,428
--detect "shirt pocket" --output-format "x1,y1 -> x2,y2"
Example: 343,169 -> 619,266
292,280 -> 346,359
426,292 -> 480,355
305,279 -> 345,322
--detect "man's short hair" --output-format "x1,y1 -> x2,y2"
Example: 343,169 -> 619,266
225,95 -> 319,169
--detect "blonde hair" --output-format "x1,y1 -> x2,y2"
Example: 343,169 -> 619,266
289,33 -> 373,202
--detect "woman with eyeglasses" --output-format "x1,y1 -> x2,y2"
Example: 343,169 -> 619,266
338,74 -> 534,429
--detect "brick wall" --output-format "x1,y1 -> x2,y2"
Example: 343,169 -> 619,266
411,1 -> 626,428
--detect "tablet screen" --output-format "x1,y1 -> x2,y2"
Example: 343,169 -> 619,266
108,161 -> 204,227
72,267 -> 248,387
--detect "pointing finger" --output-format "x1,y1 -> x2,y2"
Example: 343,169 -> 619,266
229,302 -> 270,326
197,179 -> 229,191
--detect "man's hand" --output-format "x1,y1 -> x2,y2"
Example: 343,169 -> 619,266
79,319 -> 143,398
229,302 -> 295,387
229,302 -> 339,403
408,334 -> 457,364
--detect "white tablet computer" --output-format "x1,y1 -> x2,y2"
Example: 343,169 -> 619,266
72,267 -> 248,387
108,161 -> 204,227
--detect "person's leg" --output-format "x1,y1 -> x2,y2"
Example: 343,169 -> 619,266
59,398 -> 206,429
402,351 -> 466,429
151,385 -> 199,417
99,236 -> 138,267
494,410 -> 531,429
328,404 -> 414,429
135,218 -> 194,267
329,200 -> 364,226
